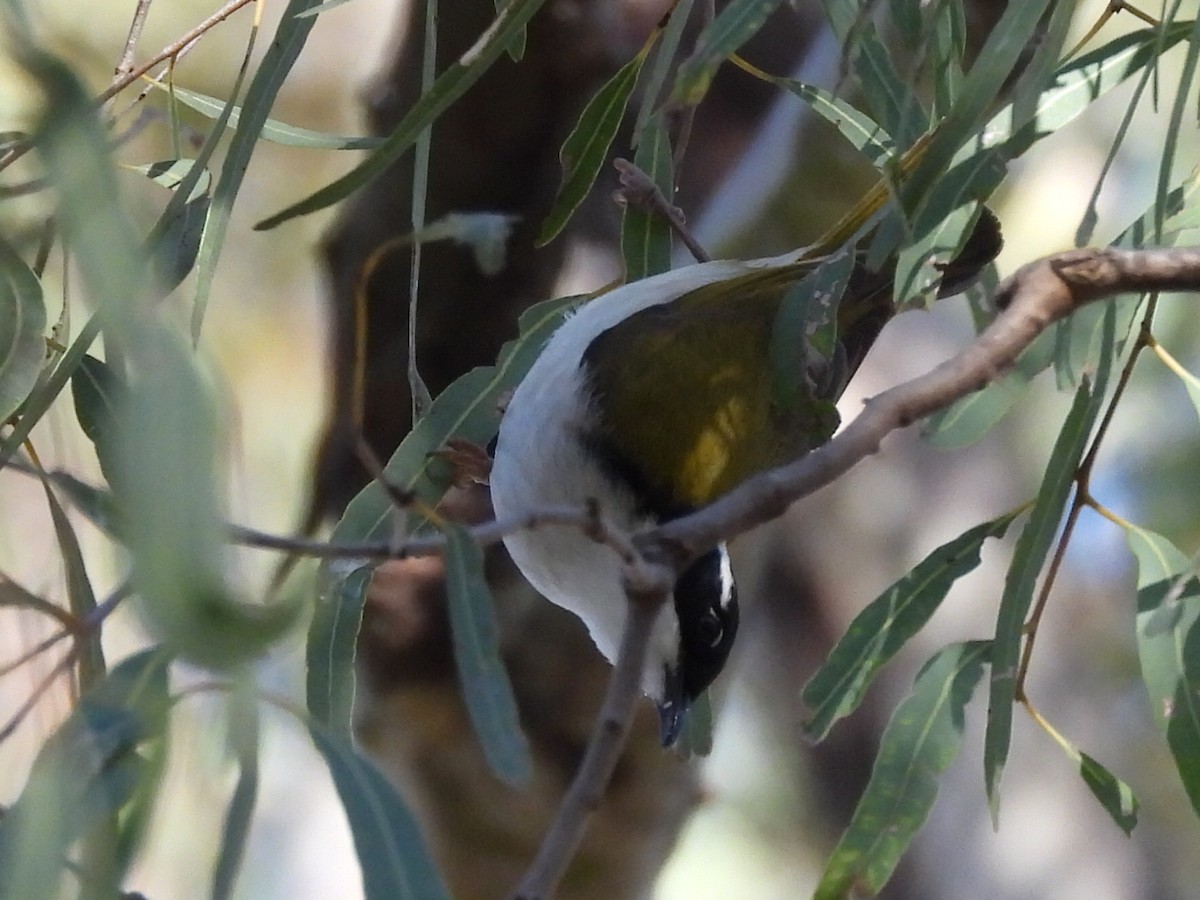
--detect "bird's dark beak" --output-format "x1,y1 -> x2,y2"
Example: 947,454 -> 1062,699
657,666 -> 688,747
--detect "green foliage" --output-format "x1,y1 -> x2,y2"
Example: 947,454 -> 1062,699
5,0 -> 1200,896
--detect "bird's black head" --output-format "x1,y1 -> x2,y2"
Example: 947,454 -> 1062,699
657,543 -> 739,747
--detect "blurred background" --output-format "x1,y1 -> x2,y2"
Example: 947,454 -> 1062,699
3,0 -> 1200,897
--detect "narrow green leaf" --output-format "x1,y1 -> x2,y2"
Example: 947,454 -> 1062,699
71,354 -> 125,490
1125,525 -> 1200,817
130,160 -> 213,296
45,469 -> 121,539
0,236 -> 47,423
803,514 -> 1016,741
0,649 -> 170,900
928,0 -> 966,117
150,83 -> 384,148
893,202 -> 980,310
191,0 -> 323,340
256,0 -> 551,230
443,523 -> 531,785
673,0 -> 781,106
1079,752 -> 1139,836
294,0 -> 360,18
493,0 -> 526,61
1157,347 -> 1200,427
984,374 -> 1103,822
620,115 -> 674,282
307,294 -> 579,734
307,565 -> 372,735
538,45 -> 651,246
211,685 -> 260,900
815,641 -> 990,900
309,728 -> 449,900
767,79 -> 894,167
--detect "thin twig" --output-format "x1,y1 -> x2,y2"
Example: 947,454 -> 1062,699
96,0 -> 257,105
110,0 -> 156,101
512,574 -> 671,900
614,158 -> 710,262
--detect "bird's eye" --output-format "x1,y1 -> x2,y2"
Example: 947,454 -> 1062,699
698,613 -> 723,648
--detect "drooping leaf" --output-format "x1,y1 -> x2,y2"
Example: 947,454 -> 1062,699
1079,751 -> 1139,836
803,513 -> 1016,741
984,367 -> 1106,822
815,641 -> 990,900
443,523 -> 531,786
1125,525 -> 1200,817
211,684 -> 260,900
151,83 -> 384,148
309,728 -> 449,900
538,39 -> 654,246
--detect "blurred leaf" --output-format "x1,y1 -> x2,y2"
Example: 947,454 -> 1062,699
309,728 -> 449,900
71,354 -> 125,490
927,0 -> 966,117
494,0 -> 526,61
119,327 -> 299,669
443,523 -> 531,785
308,294 -> 578,734
1154,15 -> 1200,241
675,690 -> 713,758
294,0 -> 363,18
150,83 -> 384,149
211,684 -> 260,900
1125,525 -> 1200,816
1079,752 -> 1139,836
538,40 -> 653,246
673,0 -> 781,106
257,0 -> 551,229
984,368 -> 1105,823
620,115 -> 674,282
191,0 -> 323,340
923,329 -> 1055,449
0,649 -> 170,900
0,236 -> 47,423
803,513 -> 1016,741
815,641 -> 990,900
128,158 -> 212,200
0,577 -> 71,623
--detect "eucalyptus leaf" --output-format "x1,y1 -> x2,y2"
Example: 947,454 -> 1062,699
1125,525 -> 1200,816
538,42 -> 652,246
815,641 -> 990,900
620,115 -> 674,282
803,513 -> 1016,741
1079,751 -> 1139,836
150,83 -> 384,149
443,523 -> 531,786
984,354 -> 1108,822
71,354 -> 125,491
310,728 -> 449,900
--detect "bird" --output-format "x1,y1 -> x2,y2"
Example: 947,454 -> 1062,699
488,210 -> 1002,746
